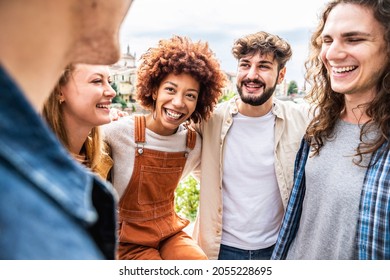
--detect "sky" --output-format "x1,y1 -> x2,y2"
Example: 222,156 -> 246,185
119,0 -> 327,88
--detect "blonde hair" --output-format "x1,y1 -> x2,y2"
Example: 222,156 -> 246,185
42,64 -> 109,176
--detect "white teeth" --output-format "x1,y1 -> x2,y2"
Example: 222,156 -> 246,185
333,66 -> 357,73
165,109 -> 182,119
96,104 -> 109,109
244,82 -> 263,88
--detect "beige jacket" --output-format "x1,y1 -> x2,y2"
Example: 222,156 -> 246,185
192,96 -> 310,260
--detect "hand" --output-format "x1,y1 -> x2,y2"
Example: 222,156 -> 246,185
110,108 -> 129,121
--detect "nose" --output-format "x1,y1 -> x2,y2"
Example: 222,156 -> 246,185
104,84 -> 116,98
172,93 -> 185,108
324,40 -> 347,61
247,65 -> 259,80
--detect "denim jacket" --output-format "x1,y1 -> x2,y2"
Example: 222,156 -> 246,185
0,65 -> 117,259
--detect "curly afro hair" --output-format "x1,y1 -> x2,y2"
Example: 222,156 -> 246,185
135,35 -> 226,123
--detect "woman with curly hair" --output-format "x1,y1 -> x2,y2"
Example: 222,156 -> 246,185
272,0 -> 390,260
102,35 -> 226,259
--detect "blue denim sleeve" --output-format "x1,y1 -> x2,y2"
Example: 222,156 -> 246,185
0,163 -> 104,260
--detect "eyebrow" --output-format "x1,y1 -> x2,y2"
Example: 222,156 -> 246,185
239,58 -> 274,65
163,81 -> 199,92
91,72 -> 112,80
345,31 -> 373,38
90,73 -> 105,78
322,31 -> 373,38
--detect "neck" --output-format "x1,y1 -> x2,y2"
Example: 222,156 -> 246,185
68,133 -> 89,157
341,92 -> 375,124
62,112 -> 93,156
145,113 -> 177,136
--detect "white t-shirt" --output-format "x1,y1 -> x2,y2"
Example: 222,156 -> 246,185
221,111 -> 284,250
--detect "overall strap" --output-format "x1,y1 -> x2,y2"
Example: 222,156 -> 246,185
134,115 -> 146,144
186,127 -> 196,150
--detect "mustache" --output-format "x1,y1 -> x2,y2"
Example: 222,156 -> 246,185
241,78 -> 265,87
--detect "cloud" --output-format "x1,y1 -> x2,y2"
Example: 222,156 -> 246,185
120,0 -> 326,87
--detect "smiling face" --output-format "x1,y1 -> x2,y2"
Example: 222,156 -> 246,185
60,64 -> 116,132
236,51 -> 285,107
320,3 -> 388,101
148,73 -> 199,136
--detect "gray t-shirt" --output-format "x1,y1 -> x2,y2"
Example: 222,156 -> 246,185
287,120 -> 372,259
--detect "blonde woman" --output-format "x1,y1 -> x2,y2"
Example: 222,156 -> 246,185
42,63 -> 116,179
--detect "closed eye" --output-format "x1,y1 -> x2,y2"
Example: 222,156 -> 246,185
239,62 -> 250,69
346,37 -> 365,43
92,79 -> 103,84
321,36 -> 333,44
259,65 -> 271,69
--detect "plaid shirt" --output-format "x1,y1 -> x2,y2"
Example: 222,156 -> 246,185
272,137 -> 390,260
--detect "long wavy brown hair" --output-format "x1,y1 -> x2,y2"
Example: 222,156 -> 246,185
42,64 -> 105,174
304,0 -> 390,164
135,35 -> 226,124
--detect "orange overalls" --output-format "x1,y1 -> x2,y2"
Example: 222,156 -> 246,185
117,115 -> 207,260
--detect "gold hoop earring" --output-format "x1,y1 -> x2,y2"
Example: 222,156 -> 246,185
152,100 -> 157,120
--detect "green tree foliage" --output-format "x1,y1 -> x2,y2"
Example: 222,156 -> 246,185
219,91 -> 236,103
110,82 -> 127,108
110,82 -> 118,93
112,95 -> 128,109
287,80 -> 298,95
175,175 -> 199,222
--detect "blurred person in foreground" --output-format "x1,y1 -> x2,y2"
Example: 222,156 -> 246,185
103,35 -> 226,259
192,31 -> 310,260
272,0 -> 390,260
0,0 -> 133,259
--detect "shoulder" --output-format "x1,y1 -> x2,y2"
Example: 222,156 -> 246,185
215,97 -> 237,112
273,98 -> 311,120
192,128 -> 202,150
102,115 -> 134,139
206,97 -> 236,124
105,115 -> 134,129
184,127 -> 202,164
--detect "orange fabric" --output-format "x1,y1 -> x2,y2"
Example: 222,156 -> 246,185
134,114 -> 146,143
186,127 -> 196,150
118,231 -> 207,260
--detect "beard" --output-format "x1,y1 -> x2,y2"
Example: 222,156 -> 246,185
236,77 -> 278,106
